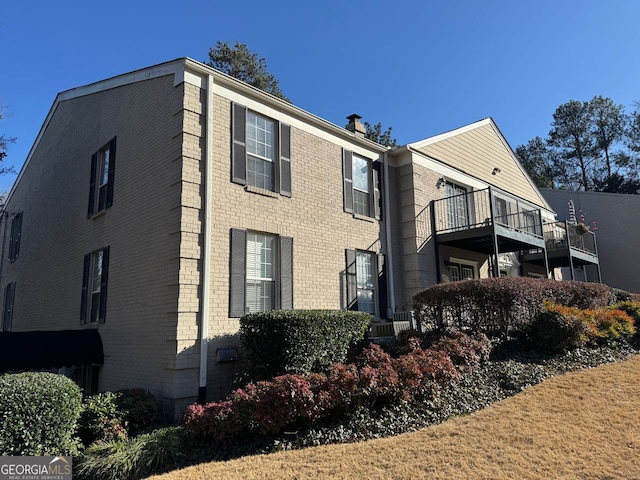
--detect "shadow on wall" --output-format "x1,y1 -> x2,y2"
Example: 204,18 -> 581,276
170,332 -> 241,422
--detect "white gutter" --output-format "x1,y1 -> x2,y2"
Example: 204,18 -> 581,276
383,151 -> 396,316
198,73 -> 214,401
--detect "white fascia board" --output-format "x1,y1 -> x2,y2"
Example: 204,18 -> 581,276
4,59 -> 188,206
183,58 -> 387,159
407,118 -> 493,150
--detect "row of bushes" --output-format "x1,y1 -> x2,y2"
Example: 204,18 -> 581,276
0,372 -> 159,457
528,302 -> 637,353
183,331 -> 491,445
413,278 -> 613,335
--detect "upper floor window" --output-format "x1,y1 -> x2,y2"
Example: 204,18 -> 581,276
8,212 -> 22,261
229,229 -> 293,317
231,103 -> 291,197
80,247 -> 110,324
342,149 -> 381,220
88,138 -> 116,218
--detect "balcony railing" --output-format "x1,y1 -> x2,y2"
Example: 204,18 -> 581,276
432,187 -> 543,238
543,221 -> 597,256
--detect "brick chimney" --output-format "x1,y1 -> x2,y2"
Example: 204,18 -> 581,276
345,114 -> 366,137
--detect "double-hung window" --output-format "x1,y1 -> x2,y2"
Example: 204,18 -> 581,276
88,138 -> 116,218
8,212 -> 22,261
229,229 -> 293,317
80,247 -> 110,324
246,113 -> 276,191
355,251 -> 375,314
245,232 -> 276,313
231,103 -> 292,196
342,149 -> 381,219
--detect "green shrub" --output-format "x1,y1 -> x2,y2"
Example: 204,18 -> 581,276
413,277 -> 611,335
590,308 -> 635,342
75,427 -> 184,480
0,372 -> 83,455
609,288 -> 632,305
612,301 -> 640,333
78,392 -> 128,446
527,304 -> 589,353
239,310 -> 371,380
115,388 -> 159,436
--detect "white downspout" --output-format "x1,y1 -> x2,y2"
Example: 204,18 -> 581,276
198,73 -> 214,402
383,151 -> 396,316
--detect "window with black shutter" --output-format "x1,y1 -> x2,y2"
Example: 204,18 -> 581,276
80,246 -> 110,324
8,212 -> 22,261
229,229 -> 293,317
342,149 -> 381,219
346,249 -> 385,317
231,103 -> 292,197
88,138 -> 116,218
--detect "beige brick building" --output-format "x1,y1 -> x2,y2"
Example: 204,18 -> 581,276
0,58 -> 599,419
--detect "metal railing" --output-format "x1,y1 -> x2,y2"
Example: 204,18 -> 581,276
432,187 -> 543,238
543,221 -> 597,255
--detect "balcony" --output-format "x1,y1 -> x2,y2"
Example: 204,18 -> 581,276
522,221 -> 599,274
431,187 -> 546,255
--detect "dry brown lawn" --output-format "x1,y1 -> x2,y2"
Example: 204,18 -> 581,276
149,355 -> 640,480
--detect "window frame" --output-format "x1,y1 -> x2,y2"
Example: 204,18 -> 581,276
345,249 -> 386,318
446,258 -> 477,282
245,232 -> 277,313
231,103 -> 292,197
342,149 -> 381,220
80,247 -> 110,324
229,229 -> 293,318
88,138 -> 116,218
444,181 -> 469,230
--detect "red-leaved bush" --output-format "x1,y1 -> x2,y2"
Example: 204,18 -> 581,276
183,331 -> 491,445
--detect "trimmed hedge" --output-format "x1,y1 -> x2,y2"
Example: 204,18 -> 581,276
239,310 -> 371,380
413,277 -> 611,335
0,372 -> 83,455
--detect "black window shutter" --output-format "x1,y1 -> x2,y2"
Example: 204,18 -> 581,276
279,124 -> 292,197
8,213 -> 21,261
99,246 -> 110,323
88,153 -> 98,218
343,149 -> 353,213
229,229 -> 247,317
231,103 -> 247,185
80,254 -> 91,323
377,253 -> 388,319
3,282 -> 15,331
345,249 -> 357,310
279,236 -> 293,309
372,162 -> 382,220
106,137 -> 116,209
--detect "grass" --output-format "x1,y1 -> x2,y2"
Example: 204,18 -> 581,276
147,354 -> 640,480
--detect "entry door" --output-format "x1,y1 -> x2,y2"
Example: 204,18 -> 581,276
445,182 -> 468,229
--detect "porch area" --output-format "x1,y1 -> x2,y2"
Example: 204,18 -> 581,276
431,187 -> 549,277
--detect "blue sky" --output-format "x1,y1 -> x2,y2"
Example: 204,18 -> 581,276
1,0 -> 639,193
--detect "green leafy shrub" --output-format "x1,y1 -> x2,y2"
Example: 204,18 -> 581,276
527,304 -> 589,353
413,277 -> 611,335
239,310 -> 371,380
115,388 -> 159,436
78,391 -> 128,446
609,288 -> 632,305
0,372 -> 82,455
612,301 -> 640,334
75,427 -> 184,480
